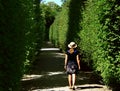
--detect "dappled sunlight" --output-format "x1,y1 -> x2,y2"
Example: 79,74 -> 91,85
78,76 -> 89,81
22,74 -> 43,81
53,53 -> 65,58
47,71 -> 64,76
22,71 -> 64,81
54,52 -> 64,55
21,42 -> 112,91
77,71 -> 94,81
40,48 -> 60,51
32,84 -> 111,91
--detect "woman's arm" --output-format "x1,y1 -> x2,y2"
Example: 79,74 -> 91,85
64,54 -> 68,70
76,55 -> 80,70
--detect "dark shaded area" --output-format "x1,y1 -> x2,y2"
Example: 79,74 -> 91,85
66,0 -> 86,47
45,16 -> 55,41
77,86 -> 103,90
0,1 -> 26,91
112,86 -> 120,91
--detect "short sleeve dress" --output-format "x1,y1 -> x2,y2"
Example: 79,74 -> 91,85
66,49 -> 79,74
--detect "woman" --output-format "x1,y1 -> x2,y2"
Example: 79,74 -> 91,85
64,42 -> 80,90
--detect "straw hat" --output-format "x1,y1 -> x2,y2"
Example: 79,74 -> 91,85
68,42 -> 77,48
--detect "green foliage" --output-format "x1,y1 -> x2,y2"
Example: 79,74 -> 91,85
100,0 -> 120,86
0,0 -> 45,90
49,0 -> 85,50
79,0 -> 102,67
80,0 -> 120,86
66,0 -> 84,44
50,0 -> 120,87
23,0 -> 45,73
49,0 -> 70,50
41,2 -> 61,41
0,0 -> 25,90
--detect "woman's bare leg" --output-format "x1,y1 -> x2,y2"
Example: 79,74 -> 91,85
72,74 -> 76,88
68,74 -> 72,88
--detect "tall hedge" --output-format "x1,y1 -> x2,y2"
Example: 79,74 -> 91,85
80,0 -> 120,87
0,1 -> 26,91
49,0 -> 70,50
66,0 -> 85,45
0,0 -> 44,90
49,0 -> 85,50
23,0 -> 45,73
50,0 -> 120,88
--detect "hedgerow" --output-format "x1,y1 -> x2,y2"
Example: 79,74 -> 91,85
0,0 -> 44,90
49,0 -> 84,50
49,0 -> 70,50
50,0 -> 120,88
80,0 -> 120,87
0,1 -> 26,90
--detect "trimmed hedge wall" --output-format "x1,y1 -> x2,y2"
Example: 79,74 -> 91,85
0,0 -> 45,91
49,0 -> 70,50
49,0 -> 85,50
80,0 -> 120,86
0,1 -> 26,90
49,0 -> 120,88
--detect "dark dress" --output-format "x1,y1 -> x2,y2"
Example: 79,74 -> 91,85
66,49 -> 79,74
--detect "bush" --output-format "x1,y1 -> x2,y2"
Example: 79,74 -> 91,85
0,1 -> 26,90
49,0 -> 70,50
50,0 -> 120,87
0,0 -> 45,90
49,0 -> 85,51
80,0 -> 120,86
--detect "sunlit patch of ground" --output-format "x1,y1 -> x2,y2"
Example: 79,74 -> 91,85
22,71 -> 64,81
47,71 -> 64,76
32,84 -> 112,91
40,48 -> 60,51
22,75 -> 43,81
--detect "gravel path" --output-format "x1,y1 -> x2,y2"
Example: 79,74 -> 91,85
21,42 -> 112,91
33,84 -> 111,91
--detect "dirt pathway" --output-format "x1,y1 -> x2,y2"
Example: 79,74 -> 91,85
21,42 -> 112,91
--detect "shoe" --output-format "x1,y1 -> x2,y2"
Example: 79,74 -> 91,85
73,87 -> 75,90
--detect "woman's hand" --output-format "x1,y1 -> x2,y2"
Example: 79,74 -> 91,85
78,66 -> 81,70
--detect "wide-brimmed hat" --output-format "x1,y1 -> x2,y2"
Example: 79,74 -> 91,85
68,42 -> 77,48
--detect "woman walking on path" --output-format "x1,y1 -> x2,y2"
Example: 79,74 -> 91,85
64,42 -> 80,90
